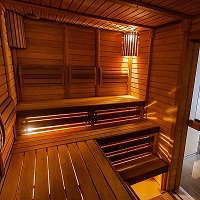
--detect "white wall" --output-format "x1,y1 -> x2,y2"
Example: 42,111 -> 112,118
190,49 -> 200,120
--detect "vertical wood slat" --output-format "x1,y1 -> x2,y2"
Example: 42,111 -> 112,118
122,32 -> 139,56
5,10 -> 26,48
95,29 -> 100,96
128,56 -> 132,95
34,148 -> 49,200
62,24 -> 70,99
145,29 -> 155,105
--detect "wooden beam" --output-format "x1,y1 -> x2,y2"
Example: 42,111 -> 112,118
188,30 -> 200,40
1,0 -> 153,29
107,0 -> 191,20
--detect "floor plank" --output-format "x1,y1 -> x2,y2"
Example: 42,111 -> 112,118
58,145 -> 82,200
86,140 -> 133,200
77,141 -> 116,200
48,147 -> 66,200
16,151 -> 35,200
0,153 -> 23,200
34,148 -> 49,200
68,143 -> 100,200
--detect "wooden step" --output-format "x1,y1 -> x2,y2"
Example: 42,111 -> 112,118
97,124 -> 168,185
16,95 -> 145,134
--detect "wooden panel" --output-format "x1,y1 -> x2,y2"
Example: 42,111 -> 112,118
5,10 -> 26,48
67,25 -> 96,98
0,9 -> 16,104
0,10 -> 16,174
100,29 -> 128,96
146,21 -> 190,190
131,30 -> 151,100
16,19 -> 65,101
147,23 -> 183,158
0,40 -> 8,105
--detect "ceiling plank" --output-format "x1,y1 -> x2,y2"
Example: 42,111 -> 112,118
106,0 -> 191,20
1,0 -> 153,29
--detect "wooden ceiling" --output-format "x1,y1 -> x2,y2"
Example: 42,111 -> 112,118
1,0 -> 200,32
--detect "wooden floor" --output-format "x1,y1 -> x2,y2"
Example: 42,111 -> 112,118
0,139 -> 137,200
0,119 -> 172,200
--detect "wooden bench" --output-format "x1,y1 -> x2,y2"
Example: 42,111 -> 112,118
97,125 -> 168,185
17,95 -> 145,134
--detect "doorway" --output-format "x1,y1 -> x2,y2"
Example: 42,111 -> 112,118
179,48 -> 200,199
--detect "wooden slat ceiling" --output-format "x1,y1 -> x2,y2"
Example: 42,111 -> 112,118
1,0 -> 200,32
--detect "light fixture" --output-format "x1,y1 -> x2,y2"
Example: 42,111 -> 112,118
122,32 -> 139,56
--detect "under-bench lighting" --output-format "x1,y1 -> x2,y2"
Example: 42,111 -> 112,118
122,32 -> 139,56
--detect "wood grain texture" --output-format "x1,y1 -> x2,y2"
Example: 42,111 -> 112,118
48,146 -> 66,200
5,11 -> 26,48
0,153 -> 23,200
16,19 -> 64,101
100,29 -> 128,96
68,143 -> 100,200
34,148 -> 49,200
16,151 -> 35,200
1,138 -> 137,199
131,30 -> 151,100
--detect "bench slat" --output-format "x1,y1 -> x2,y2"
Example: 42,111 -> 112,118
119,155 -> 168,185
101,136 -> 154,153
107,145 -> 153,162
97,127 -> 160,146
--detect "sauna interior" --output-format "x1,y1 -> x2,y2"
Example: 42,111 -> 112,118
1,0 -> 200,199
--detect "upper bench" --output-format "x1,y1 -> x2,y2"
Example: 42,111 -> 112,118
16,95 -> 145,135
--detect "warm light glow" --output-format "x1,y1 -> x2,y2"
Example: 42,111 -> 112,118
168,87 -> 177,95
122,32 -> 139,56
163,117 -> 172,123
166,107 -> 176,113
145,100 -> 157,109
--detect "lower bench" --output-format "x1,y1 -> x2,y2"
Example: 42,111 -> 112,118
97,126 -> 168,185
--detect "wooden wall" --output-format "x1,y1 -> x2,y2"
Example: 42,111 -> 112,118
146,21 -> 196,190
131,30 -> 151,100
16,20 -> 65,101
190,17 -> 200,32
0,8 -> 16,172
16,19 -> 130,101
99,30 -> 128,96
0,10 -> 16,104
67,25 -> 96,98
